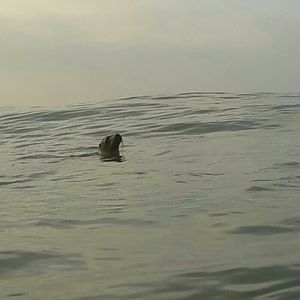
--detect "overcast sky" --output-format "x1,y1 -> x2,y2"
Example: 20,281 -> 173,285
1,0 -> 299,106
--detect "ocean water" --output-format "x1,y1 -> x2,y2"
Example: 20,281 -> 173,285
1,92 -> 300,299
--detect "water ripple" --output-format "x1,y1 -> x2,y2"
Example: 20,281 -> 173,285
86,264 -> 300,299
0,250 -> 85,277
32,217 -> 156,229
1,92 -> 300,299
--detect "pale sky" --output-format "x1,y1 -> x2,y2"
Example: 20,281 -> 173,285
0,0 -> 299,106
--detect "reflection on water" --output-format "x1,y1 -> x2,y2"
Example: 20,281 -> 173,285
0,92 -> 300,299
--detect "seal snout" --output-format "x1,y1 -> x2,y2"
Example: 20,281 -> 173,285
110,134 -> 122,150
99,133 -> 123,161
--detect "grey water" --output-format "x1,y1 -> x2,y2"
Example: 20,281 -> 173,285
1,92 -> 300,299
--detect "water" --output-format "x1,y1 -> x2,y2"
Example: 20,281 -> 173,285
1,92 -> 300,299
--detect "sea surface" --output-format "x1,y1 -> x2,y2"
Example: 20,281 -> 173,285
1,92 -> 300,299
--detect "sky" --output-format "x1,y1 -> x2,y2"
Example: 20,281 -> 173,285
0,0 -> 300,106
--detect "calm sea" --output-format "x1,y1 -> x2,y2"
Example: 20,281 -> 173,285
1,92 -> 300,299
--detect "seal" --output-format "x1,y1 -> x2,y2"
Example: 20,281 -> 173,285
98,133 -> 123,161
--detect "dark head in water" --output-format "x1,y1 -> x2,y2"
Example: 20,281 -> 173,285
99,133 -> 123,161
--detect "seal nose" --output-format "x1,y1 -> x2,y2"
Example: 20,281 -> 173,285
111,134 -> 122,149
114,134 -> 122,143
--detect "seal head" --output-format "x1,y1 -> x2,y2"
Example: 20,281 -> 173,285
99,133 -> 123,161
